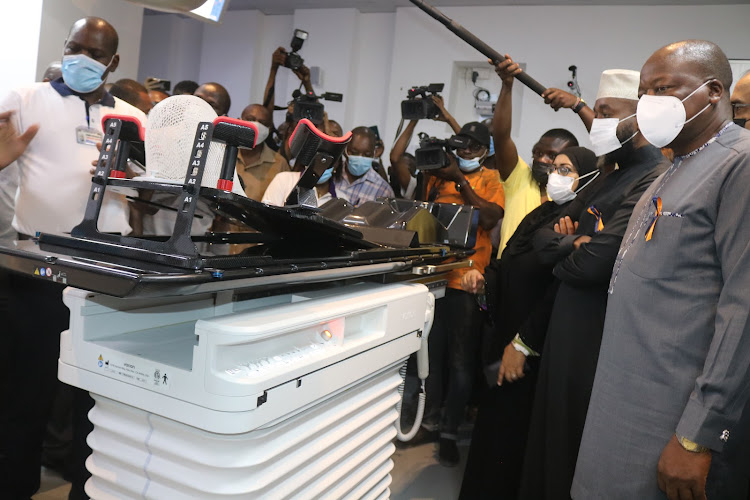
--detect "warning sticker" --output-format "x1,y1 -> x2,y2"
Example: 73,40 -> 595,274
32,266 -> 67,284
97,354 -> 171,390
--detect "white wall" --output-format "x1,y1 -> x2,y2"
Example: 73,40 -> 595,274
37,0 -> 144,82
248,14 -> 295,124
136,8 -> 396,128
279,9 -> 395,133
347,12 -> 396,136
138,3 -> 750,159
283,9 -> 360,128
385,4 -> 750,160
199,10 -> 263,116
138,14 -> 205,86
139,11 -> 294,118
0,1 -> 43,95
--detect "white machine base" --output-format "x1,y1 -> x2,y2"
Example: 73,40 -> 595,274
85,364 -> 404,499
57,282 -> 434,499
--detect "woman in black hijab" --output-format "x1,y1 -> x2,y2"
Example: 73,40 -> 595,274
459,146 -> 599,500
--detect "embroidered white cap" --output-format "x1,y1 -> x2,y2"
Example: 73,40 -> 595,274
596,69 -> 640,101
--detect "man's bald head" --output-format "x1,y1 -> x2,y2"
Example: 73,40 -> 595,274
328,120 -> 343,138
241,104 -> 273,129
644,40 -> 732,96
149,90 -> 169,106
110,78 -> 152,114
67,17 -> 118,56
640,39 -> 733,153
195,82 -> 231,116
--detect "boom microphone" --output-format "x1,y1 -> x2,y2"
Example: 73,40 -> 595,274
409,0 -> 547,96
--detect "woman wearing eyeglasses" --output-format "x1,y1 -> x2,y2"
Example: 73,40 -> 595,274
459,146 -> 600,500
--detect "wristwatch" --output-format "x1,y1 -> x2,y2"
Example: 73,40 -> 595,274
455,179 -> 465,192
573,98 -> 587,114
676,434 -> 710,453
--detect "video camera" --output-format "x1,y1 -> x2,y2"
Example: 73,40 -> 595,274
291,90 -> 343,126
401,83 -> 445,120
284,29 -> 308,71
415,133 -> 470,170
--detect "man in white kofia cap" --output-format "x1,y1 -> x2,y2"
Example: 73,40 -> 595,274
516,67 -> 672,499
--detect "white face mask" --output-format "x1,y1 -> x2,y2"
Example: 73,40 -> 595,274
546,170 -> 600,205
547,173 -> 576,204
589,114 -> 638,156
636,80 -> 712,148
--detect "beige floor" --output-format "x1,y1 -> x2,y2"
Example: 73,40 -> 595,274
32,467 -> 71,499
391,441 -> 470,500
33,441 -> 469,500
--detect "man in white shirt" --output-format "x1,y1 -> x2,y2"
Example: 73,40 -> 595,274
0,17 -> 146,499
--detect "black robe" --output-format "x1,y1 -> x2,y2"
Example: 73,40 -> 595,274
458,176 -> 604,499
518,146 -> 669,500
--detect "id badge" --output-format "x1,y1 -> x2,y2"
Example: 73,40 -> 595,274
76,126 -> 103,146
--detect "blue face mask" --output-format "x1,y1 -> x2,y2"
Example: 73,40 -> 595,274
317,167 -> 334,184
488,137 -> 495,157
346,155 -> 373,177
61,54 -> 111,93
457,155 -> 483,172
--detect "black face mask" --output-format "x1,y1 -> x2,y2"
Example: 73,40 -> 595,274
734,118 -> 747,129
531,160 -> 551,188
603,121 -> 638,167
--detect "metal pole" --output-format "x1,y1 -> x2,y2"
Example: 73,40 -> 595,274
409,0 -> 547,96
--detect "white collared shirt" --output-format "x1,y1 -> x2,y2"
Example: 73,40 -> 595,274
0,81 -> 147,236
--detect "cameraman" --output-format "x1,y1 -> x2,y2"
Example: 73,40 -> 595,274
410,122 -> 504,467
390,96 -> 460,199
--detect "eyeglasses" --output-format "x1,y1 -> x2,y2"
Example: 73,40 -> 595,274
546,164 -> 575,176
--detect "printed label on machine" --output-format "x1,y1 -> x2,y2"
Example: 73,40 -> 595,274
96,354 -> 171,390
33,266 -> 67,284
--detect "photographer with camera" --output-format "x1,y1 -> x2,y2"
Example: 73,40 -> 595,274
425,122 -> 503,233
263,46 -> 314,119
390,95 -> 461,199
333,126 -> 394,205
404,121 -> 503,467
